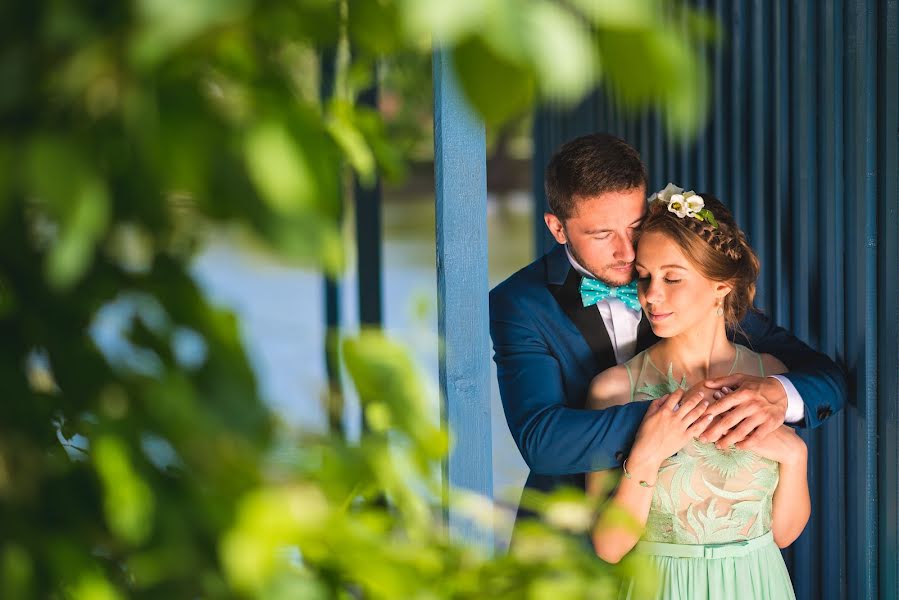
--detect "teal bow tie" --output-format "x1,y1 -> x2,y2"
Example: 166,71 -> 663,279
579,277 -> 641,312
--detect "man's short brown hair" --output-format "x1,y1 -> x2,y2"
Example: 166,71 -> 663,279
544,133 -> 647,219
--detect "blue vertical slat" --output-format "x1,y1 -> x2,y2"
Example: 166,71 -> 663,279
638,108 -> 650,170
433,48 -> 493,549
664,113 -> 676,188
694,0 -> 712,194
791,0 -> 816,345
729,0 -> 747,227
749,0 -> 771,309
771,0 -> 791,330
676,6 -> 694,190
819,2 -> 848,598
651,111 -> 665,190
320,47 -> 344,433
877,0 -> 899,596
712,0 -> 730,212
355,83 -> 383,328
844,0 -> 879,597
790,3 -> 819,597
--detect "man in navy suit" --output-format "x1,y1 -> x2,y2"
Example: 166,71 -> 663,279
489,133 -> 845,539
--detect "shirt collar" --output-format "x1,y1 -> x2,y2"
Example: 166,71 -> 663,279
564,244 -> 595,279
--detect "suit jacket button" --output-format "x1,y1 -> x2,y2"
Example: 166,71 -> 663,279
817,406 -> 832,420
615,451 -> 624,463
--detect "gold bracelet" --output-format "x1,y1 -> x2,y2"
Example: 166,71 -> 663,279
622,458 -> 655,488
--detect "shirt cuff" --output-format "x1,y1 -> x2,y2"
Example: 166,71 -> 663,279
770,375 -> 805,423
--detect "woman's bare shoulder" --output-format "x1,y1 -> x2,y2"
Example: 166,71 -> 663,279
760,353 -> 788,376
588,364 -> 633,410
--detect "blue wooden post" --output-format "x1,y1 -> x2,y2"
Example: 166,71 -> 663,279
321,46 -> 343,434
354,82 -> 382,329
877,3 -> 899,597
433,48 -> 493,549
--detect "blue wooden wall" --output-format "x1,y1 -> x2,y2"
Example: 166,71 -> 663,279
532,1 -> 898,598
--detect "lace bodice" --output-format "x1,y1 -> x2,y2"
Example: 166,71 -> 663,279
624,345 -> 780,544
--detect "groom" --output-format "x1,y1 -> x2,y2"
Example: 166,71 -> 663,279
490,133 -> 846,539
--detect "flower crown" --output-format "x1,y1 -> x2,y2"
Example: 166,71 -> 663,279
649,183 -> 719,229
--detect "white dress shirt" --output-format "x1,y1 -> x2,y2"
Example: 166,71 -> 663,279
564,246 -> 805,423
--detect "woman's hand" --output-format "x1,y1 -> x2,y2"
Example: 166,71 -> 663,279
628,387 -> 713,475
737,424 -> 807,466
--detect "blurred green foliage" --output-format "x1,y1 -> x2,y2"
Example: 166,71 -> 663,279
0,0 -> 710,597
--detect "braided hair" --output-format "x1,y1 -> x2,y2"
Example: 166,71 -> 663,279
639,194 -> 760,327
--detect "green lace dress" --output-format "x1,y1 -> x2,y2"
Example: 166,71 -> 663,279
619,344 -> 796,600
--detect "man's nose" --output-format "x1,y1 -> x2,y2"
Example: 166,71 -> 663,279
613,233 -> 635,262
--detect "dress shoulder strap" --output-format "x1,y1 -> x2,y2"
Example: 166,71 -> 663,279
624,361 -> 635,403
623,349 -> 653,403
734,343 -> 766,377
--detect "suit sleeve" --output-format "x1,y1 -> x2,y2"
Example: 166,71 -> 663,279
490,288 -> 650,475
738,309 -> 847,428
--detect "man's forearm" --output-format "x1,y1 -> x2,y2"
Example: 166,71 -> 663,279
510,400 -> 650,474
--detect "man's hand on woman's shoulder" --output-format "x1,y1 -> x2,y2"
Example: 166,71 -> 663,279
699,352 -> 790,449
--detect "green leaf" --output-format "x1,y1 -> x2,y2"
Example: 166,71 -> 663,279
131,0 -> 251,67
326,100 -> 377,186
68,572 -> 123,600
526,1 -> 598,101
452,36 -> 535,125
94,436 -> 155,545
243,121 -> 317,215
699,208 -> 719,228
402,0 -> 489,45
348,0 -> 403,55
25,137 -> 110,289
569,0 -> 658,28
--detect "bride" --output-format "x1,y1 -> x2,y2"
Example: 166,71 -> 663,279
587,188 -> 809,599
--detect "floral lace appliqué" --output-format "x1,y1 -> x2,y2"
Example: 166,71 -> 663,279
627,351 -> 781,544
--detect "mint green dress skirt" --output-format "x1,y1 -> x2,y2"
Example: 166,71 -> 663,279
620,531 -> 796,599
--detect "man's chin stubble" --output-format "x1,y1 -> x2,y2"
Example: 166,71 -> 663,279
598,268 -> 635,287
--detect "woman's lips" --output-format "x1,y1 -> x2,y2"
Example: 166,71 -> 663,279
649,312 -> 673,322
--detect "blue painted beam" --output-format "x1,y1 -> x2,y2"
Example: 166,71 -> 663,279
877,1 -> 899,597
789,4 -> 818,596
320,46 -> 344,435
354,82 -> 383,328
771,0 -> 790,329
432,48 -> 493,549
844,1 -> 879,597
749,0 -> 770,310
819,3 -> 848,598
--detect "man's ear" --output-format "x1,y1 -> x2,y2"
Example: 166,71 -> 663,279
544,213 -> 568,245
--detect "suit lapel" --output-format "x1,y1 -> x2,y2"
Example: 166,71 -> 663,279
549,268 -> 616,367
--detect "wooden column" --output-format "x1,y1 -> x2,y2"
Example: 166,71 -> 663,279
433,48 -> 493,549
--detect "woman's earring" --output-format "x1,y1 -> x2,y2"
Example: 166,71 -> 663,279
716,301 -> 724,317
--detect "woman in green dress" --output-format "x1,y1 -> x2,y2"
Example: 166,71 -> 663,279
587,190 -> 809,599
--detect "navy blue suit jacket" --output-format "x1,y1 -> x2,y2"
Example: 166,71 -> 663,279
490,244 -> 846,524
